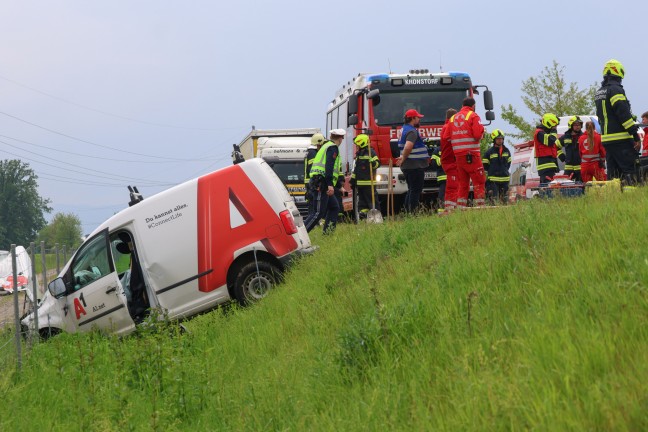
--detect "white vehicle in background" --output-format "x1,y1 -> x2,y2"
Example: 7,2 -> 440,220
234,128 -> 321,216
22,159 -> 314,338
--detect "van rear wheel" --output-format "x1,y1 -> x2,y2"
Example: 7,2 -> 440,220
232,261 -> 282,306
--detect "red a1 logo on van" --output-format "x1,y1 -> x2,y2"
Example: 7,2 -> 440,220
196,165 -> 297,292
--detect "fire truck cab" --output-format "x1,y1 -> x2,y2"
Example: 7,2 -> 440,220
326,70 -> 494,214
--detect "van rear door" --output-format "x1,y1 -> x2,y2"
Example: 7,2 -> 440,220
64,230 -> 135,334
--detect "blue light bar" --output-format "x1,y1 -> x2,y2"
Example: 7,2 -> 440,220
366,74 -> 389,83
448,71 -> 471,80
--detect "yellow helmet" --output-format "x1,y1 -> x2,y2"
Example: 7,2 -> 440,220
311,133 -> 326,146
353,134 -> 370,148
541,113 -> 559,129
603,59 -> 625,79
490,129 -> 505,140
568,115 -> 583,128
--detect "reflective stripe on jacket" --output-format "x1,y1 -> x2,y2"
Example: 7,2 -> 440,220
595,76 -> 639,144
398,124 -> 429,160
578,132 -> 606,164
558,131 -> 583,171
534,127 -> 558,158
482,144 -> 512,182
310,142 -> 341,187
446,106 -> 484,155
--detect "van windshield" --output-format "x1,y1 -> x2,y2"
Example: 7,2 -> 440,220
267,161 -> 305,184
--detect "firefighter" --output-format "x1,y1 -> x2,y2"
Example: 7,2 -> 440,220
304,129 -> 345,234
350,134 -> 380,218
482,129 -> 512,205
304,132 -> 326,214
533,113 -> 560,184
440,108 -> 458,211
594,59 -> 641,184
396,108 -> 429,213
441,98 -> 486,208
557,116 -> 584,181
429,144 -> 445,210
578,121 -> 607,183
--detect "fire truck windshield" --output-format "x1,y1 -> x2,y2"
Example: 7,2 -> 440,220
372,89 -> 469,126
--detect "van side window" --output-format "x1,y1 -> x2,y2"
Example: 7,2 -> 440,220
70,232 -> 112,291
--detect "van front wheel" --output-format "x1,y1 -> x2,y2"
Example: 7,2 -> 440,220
232,261 -> 282,306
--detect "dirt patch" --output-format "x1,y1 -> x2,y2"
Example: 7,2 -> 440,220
0,292 -> 33,330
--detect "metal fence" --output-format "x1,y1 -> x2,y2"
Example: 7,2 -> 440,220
0,242 -> 76,367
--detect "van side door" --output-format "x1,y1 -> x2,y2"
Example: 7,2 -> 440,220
65,229 -> 135,335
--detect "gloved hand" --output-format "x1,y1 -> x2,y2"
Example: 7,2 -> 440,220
599,160 -> 606,169
558,153 -> 566,163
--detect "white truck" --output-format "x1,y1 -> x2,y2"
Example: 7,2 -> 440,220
21,159 -> 314,338
234,128 -> 321,215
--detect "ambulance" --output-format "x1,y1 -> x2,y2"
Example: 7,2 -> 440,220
21,159 -> 314,338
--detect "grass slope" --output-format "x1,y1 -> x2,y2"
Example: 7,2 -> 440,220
1,188 -> 647,431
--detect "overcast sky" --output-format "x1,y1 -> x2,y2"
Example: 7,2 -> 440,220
1,0 -> 645,235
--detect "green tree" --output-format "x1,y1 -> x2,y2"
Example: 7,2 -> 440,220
0,159 -> 51,249
501,60 -> 597,141
38,212 -> 83,249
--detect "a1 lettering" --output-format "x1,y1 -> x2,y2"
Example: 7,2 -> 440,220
74,292 -> 87,320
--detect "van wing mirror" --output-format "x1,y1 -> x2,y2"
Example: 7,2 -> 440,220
485,111 -> 495,121
48,277 -> 67,298
348,114 -> 358,126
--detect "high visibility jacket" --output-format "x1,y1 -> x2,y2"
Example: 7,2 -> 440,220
398,124 -> 429,161
429,147 -> 446,181
304,145 -> 319,183
351,146 -> 379,186
558,130 -> 583,171
439,118 -> 456,169
444,106 -> 484,156
534,127 -> 559,172
482,144 -> 512,183
595,76 -> 639,144
578,132 -> 606,164
310,142 -> 341,188
534,127 -> 559,158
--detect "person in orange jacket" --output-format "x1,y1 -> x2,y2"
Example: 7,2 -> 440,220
533,113 -> 560,184
439,108 -> 458,211
578,121 -> 607,182
441,98 -> 485,208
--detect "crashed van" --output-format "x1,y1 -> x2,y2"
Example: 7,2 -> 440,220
22,159 -> 314,338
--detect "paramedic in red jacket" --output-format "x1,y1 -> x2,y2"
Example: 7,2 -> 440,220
440,108 -> 458,211
442,98 -> 485,208
578,121 -> 607,182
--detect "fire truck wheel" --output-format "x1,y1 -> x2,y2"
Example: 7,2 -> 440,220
232,261 -> 282,306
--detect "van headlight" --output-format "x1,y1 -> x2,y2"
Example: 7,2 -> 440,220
375,174 -> 388,182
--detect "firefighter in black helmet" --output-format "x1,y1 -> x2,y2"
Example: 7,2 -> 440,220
594,59 -> 641,184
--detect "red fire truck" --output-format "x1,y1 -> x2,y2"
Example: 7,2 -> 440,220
326,69 -> 494,213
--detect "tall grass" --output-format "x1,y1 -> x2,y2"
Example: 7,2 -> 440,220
1,188 -> 646,431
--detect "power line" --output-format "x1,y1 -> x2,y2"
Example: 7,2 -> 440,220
0,133 -> 213,164
0,143 -> 175,186
0,110 -> 208,161
0,72 -> 244,132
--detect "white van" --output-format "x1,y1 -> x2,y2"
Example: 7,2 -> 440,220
22,159 -> 314,337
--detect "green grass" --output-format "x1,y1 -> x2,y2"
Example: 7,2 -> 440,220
1,188 -> 647,431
